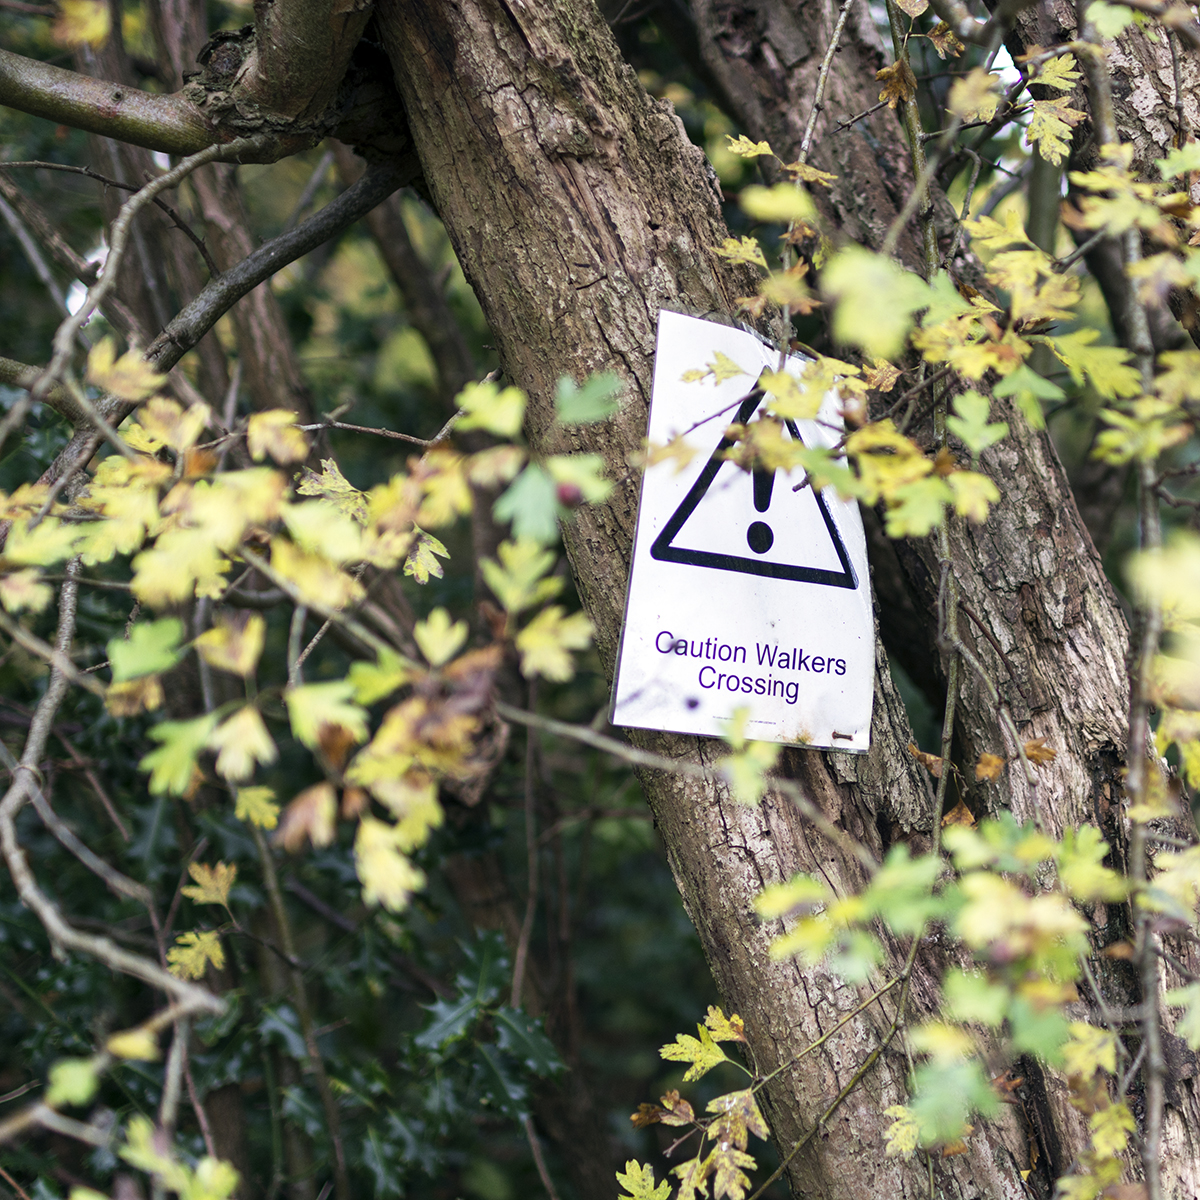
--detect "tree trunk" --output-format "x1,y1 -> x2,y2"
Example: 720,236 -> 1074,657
371,2 -> 1049,1196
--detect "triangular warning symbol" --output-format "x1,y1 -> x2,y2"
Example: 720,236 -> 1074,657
649,390 -> 858,589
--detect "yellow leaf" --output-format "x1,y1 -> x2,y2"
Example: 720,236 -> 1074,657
455,379 -> 527,438
1023,736 -> 1057,765
296,458 -> 368,523
413,607 -> 469,667
516,606 -> 594,681
466,445 -> 526,488
926,21 -> 965,58
414,449 -> 472,527
660,1025 -> 729,1081
282,500 -> 364,564
0,568 -> 52,614
725,135 -> 774,158
975,752 -> 1006,781
181,861 -> 237,907
822,248 -> 930,361
194,613 -> 265,677
52,0 -> 111,46
276,782 -> 338,852
369,772 -> 442,851
247,410 -> 309,464
895,0 -> 929,16
167,930 -> 224,979
1026,97 -> 1086,166
5,516 -> 83,566
883,1105 -> 920,1159
404,527 -> 450,584
704,1006 -> 747,1043
739,183 -> 816,225
947,68 -> 1001,122
783,161 -> 838,187
207,707 -> 277,782
1035,53 -> 1082,91
947,470 -> 1000,523
713,236 -> 768,270
105,676 -> 164,717
85,337 -> 164,402
354,816 -> 426,911
132,528 -> 230,607
877,59 -> 918,109
285,681 -> 369,749
235,786 -> 280,830
480,538 -> 562,614
269,537 -> 365,610
106,1027 -> 160,1061
135,398 -> 211,453
758,368 -> 819,420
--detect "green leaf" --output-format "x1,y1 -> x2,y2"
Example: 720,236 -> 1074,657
1165,983 -> 1200,1049
822,247 -> 931,361
46,1057 -> 99,1108
943,969 -> 1009,1026
555,373 -> 622,424
348,649 -> 413,704
993,364 -> 1062,430
140,712 -> 219,796
1008,995 -> 1070,1060
909,1059 -> 999,1144
284,681 -> 369,748
413,607 -> 469,667
1086,0 -> 1134,36
494,464 -> 560,543
455,379 -> 527,438
1158,143 -> 1200,180
545,453 -> 613,504
1058,825 -> 1128,901
480,538 -> 562,614
946,391 -> 1009,455
108,617 -> 184,682
884,477 -> 953,537
494,1008 -> 565,1075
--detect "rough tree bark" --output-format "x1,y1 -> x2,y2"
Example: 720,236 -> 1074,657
370,2 -> 1068,1197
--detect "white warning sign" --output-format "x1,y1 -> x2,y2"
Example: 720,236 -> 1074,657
610,310 -> 874,751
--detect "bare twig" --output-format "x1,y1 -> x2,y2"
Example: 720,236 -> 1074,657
511,682 -> 539,1009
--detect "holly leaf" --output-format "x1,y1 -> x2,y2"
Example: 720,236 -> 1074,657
108,618 -> 184,682
167,930 -> 225,979
235,786 -> 280,830
276,782 -> 338,852
86,337 -> 164,401
555,373 -> 622,424
877,59 -> 918,109
516,606 -> 594,680
140,713 -> 219,796
285,681 -> 368,749
494,464 -> 560,543
456,379 -> 527,438
660,1025 -> 729,1081
414,607 -> 469,667
194,613 -> 265,677
207,706 -> 277,782
946,391 -> 1008,455
725,135 -> 774,158
617,1161 -> 671,1200
404,527 -> 450,584
247,410 -> 309,464
181,861 -> 237,908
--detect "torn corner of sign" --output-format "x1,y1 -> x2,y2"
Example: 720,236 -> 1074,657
609,309 -> 874,753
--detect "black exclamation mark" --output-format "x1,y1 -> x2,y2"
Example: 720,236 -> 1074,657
747,467 -> 774,554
